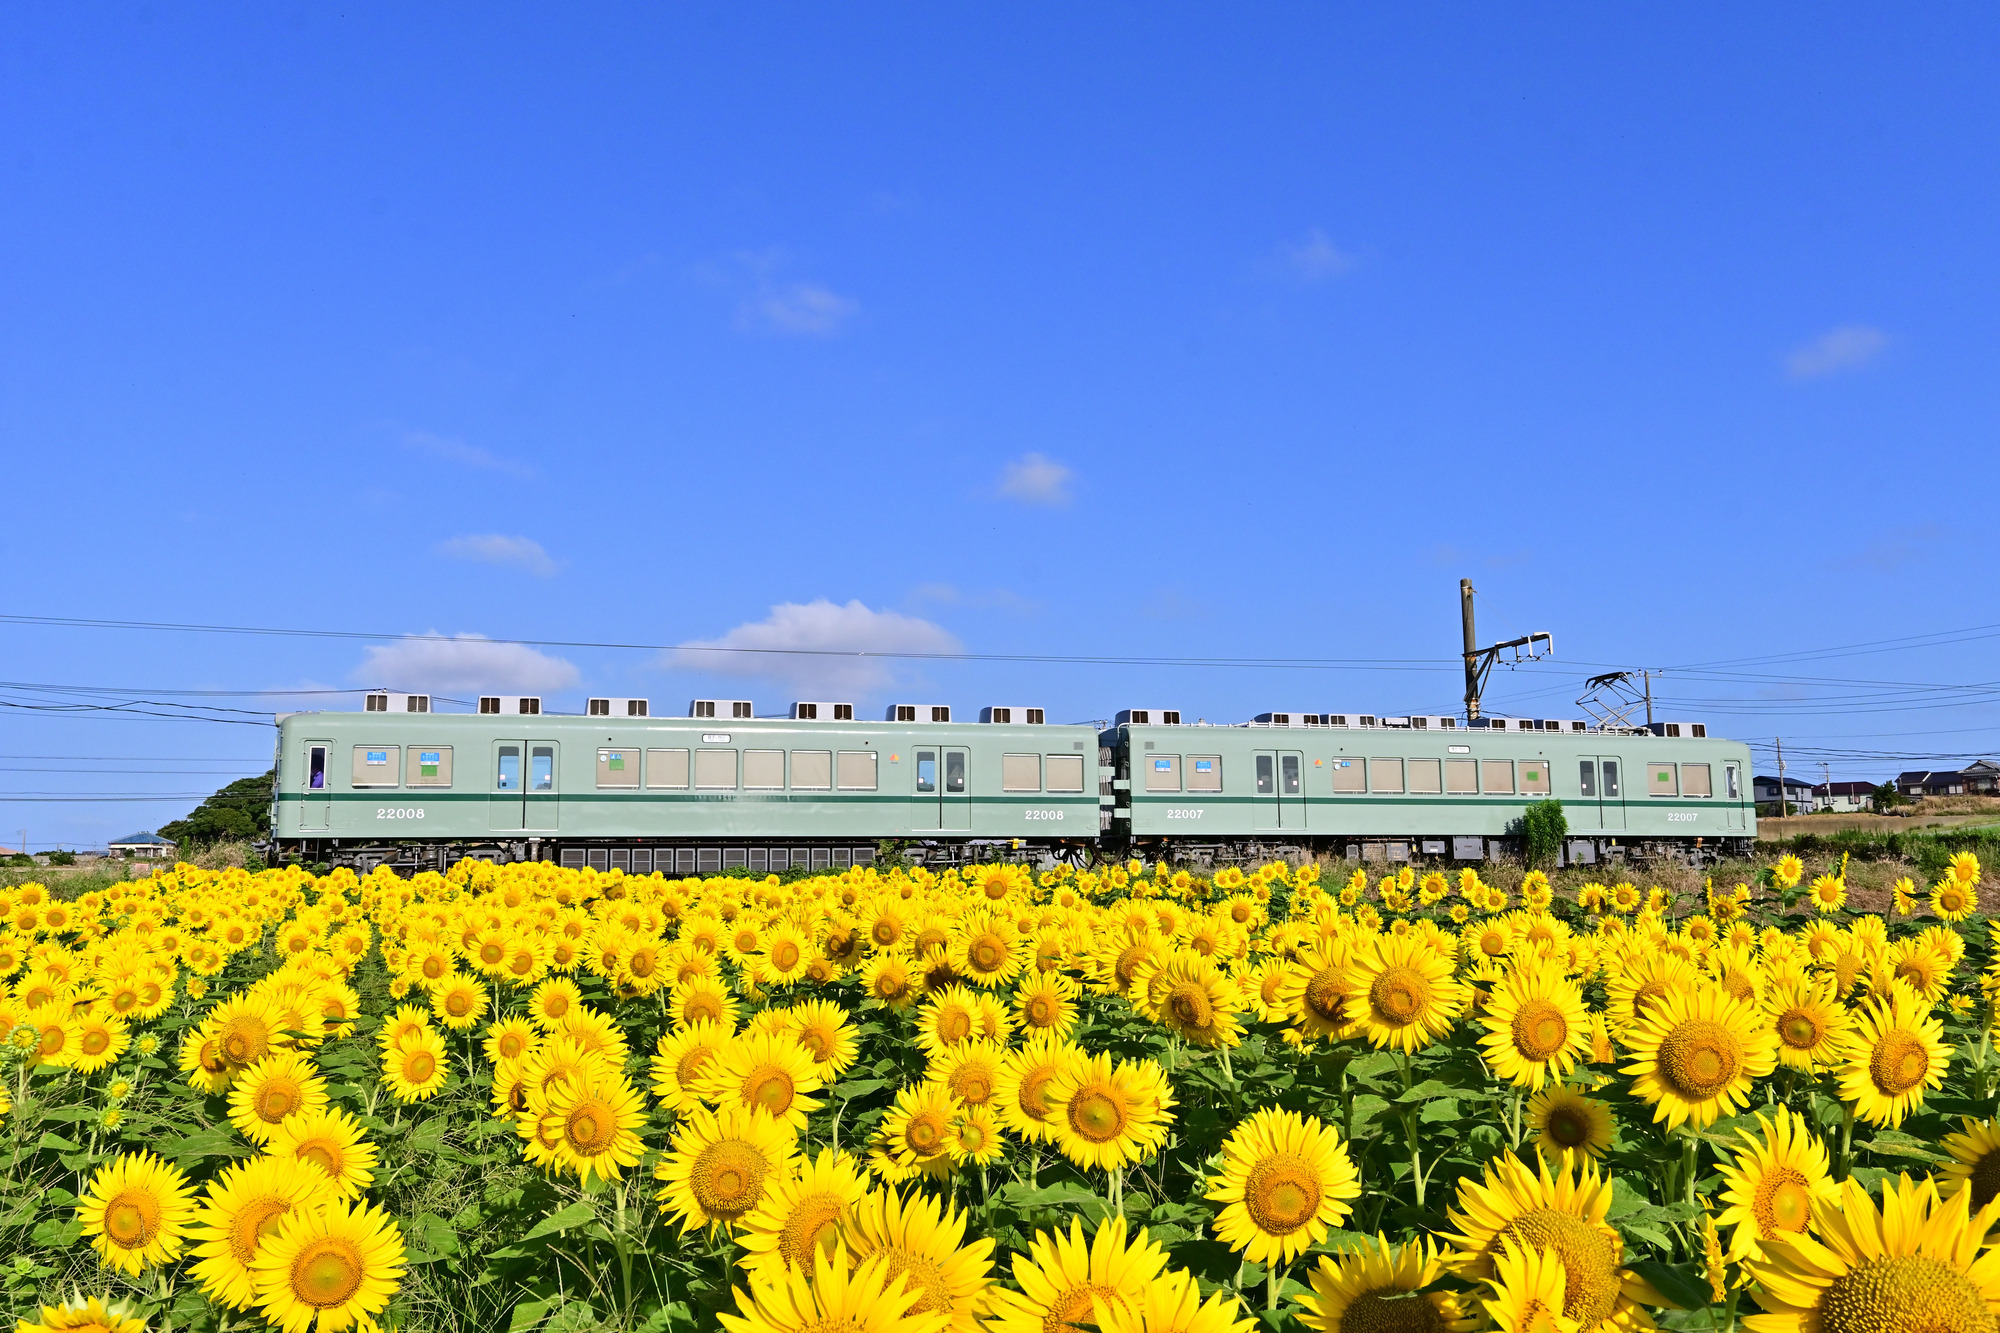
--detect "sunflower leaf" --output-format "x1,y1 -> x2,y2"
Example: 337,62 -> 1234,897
1627,1258 -> 1713,1311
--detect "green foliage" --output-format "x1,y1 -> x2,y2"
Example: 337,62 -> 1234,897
1516,797 -> 1567,867
158,769 -> 274,846
46,850 -> 75,867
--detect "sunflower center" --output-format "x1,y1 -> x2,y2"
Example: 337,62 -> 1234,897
871,920 -> 900,945
1545,1106 -> 1590,1148
773,941 -> 801,971
1656,1018 -> 1743,1099
1370,965 -> 1431,1026
497,1033 -> 528,1060
959,1120 -> 991,1153
229,1197 -> 294,1262
1243,1153 -> 1323,1235
1750,1167 -> 1814,1237
1870,1032 -> 1930,1096
1338,1289 -> 1449,1333
258,1078 -> 304,1123
1779,1010 -> 1822,1050
879,1248 -> 955,1316
1304,968 -> 1348,1024
1969,1152 -> 2000,1210
1511,999 -> 1570,1061
778,1193 -> 846,1271
683,995 -> 722,1024
446,992 -> 474,1017
1025,995 -> 1058,1026
290,1236 -> 365,1308
1017,1067 -> 1059,1122
1631,979 -> 1672,1017
692,1141 -> 768,1218
404,1051 -> 437,1084
744,1066 -> 796,1116
675,1048 -> 716,1085
1167,982 -> 1214,1030
1068,1087 -> 1130,1143
566,1098 -> 618,1155
971,938 -> 1005,971
1819,1253 -> 1995,1333
953,1070 -> 994,1105
299,1142 -> 341,1177
103,1191 -> 162,1249
935,1010 -> 972,1044
1047,1283 -> 1124,1333
904,1111 -> 947,1154
220,1016 -> 271,1065
1497,1209 -> 1623,1329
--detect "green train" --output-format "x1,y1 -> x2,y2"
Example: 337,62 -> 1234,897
268,691 -> 1753,871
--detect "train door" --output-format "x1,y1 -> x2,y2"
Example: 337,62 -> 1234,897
524,742 -> 560,832
1592,757 -> 1626,830
1724,761 -> 1745,830
1252,750 -> 1305,830
911,746 -> 970,830
491,741 -> 526,831
302,741 -> 332,830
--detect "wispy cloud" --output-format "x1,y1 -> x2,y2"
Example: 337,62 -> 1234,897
402,430 -> 535,479
438,534 -> 560,578
998,453 -> 1074,507
356,633 -> 579,695
1787,325 -> 1889,379
669,600 -> 960,699
908,583 -> 1039,615
719,249 -> 858,336
1281,229 -> 1355,282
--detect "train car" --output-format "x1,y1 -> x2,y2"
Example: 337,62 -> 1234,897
1101,709 -> 1754,866
270,696 -> 1103,873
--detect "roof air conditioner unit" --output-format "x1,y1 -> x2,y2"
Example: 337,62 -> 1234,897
1646,721 -> 1706,738
689,700 -> 753,720
365,692 -> 430,713
1116,708 -> 1180,726
1254,712 -> 1293,727
479,696 -> 541,715
1358,715 -> 1378,728
588,698 -> 650,717
888,704 -> 951,722
1380,716 -> 1411,729
980,706 -> 1047,724
792,702 -> 856,721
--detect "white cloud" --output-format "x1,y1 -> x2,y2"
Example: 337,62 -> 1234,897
355,633 -> 580,696
1283,229 -> 1354,282
998,453 -> 1074,507
670,600 -> 960,699
439,534 -> 560,578
402,429 -> 535,479
741,282 -> 858,336
1787,325 -> 1889,379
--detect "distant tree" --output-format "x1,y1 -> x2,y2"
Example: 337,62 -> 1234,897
1517,798 -> 1568,868
159,770 -> 275,846
47,849 -> 76,866
1869,782 -> 1905,814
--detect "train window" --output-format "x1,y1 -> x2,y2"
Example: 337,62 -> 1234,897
792,751 -> 832,791
1680,763 -> 1712,798
1724,764 -> 1740,800
1370,758 -> 1404,794
1255,755 -> 1275,794
1520,761 -> 1551,795
1408,758 -> 1442,794
1330,758 -> 1365,793
646,749 -> 690,789
1003,753 -> 1042,792
352,746 -> 400,787
744,750 -> 785,790
1144,755 -> 1181,792
1648,762 -> 1678,797
1602,761 -> 1621,798
1186,755 -> 1222,792
695,749 -> 738,789
915,751 -> 937,793
530,746 -> 556,792
597,748 -> 639,789
307,745 -> 328,791
496,746 -> 521,791
944,751 -> 966,794
1046,753 -> 1086,793
407,747 -> 453,787
1481,760 -> 1514,795
1281,754 -> 1301,795
838,751 -> 878,790
1445,758 -> 1477,793
1578,760 -> 1597,797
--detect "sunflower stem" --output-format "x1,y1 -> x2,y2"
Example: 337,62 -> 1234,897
1836,1103 -> 1856,1180
1266,1258 -> 1285,1313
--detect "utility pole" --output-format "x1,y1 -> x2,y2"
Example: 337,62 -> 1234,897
1821,760 -> 1831,811
1461,579 -> 1480,721
1643,670 -> 1653,727
1775,738 -> 1785,818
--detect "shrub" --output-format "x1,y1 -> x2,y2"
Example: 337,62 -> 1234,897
1517,798 -> 1567,867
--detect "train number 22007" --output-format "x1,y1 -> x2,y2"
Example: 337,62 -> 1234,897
1165,809 -> 1204,819
376,808 -> 427,820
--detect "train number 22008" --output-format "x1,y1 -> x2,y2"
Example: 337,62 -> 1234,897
376,808 -> 427,820
1023,810 -> 1066,821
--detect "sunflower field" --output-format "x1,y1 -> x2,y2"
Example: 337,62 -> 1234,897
1,848 -> 1997,1333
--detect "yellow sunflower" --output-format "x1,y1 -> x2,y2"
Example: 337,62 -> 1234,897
1743,1172 -> 2000,1333
927,1039 -> 1007,1109
651,1021 -> 734,1114
1337,932 -> 1463,1053
1761,975 -> 1849,1071
1094,1266 -> 1258,1333
950,1105 -> 1005,1166
1275,943 -> 1358,1045
984,1217 -> 1169,1333
1835,988 -> 1949,1128
1711,1108 -> 1837,1264
785,998 -> 860,1078
1481,1241 -> 1574,1333
696,1031 -> 826,1132
269,1106 -> 380,1201
1012,970 -> 1082,1040
68,1011 -> 131,1075
483,1016 -> 540,1065
656,1102 -> 800,1235
993,1035 -> 1087,1144
737,1146 -> 870,1279
528,976 -> 586,1030
380,1026 -> 449,1103
13,1296 -> 149,1333
1205,1107 -> 1360,1265
540,1069 -> 648,1185
1441,1151 -> 1665,1333
843,1184 -> 998,1333
1131,952 -> 1244,1049
720,1249 -> 951,1333
670,974 -> 741,1029
1525,1087 -> 1615,1164
76,1151 -> 198,1275
1298,1234 -> 1475,1333
1940,1117 -> 2000,1210
1045,1052 -> 1176,1171
248,1197 -> 407,1333
429,974 -> 488,1030
1479,966 -> 1594,1091
1620,985 -> 1777,1131
188,1155 -> 336,1309
869,1082 -> 961,1184
1604,952 -> 1697,1026
916,986 -> 983,1054
226,1050 -> 330,1146
860,954 -> 920,1011
951,909 -> 1028,988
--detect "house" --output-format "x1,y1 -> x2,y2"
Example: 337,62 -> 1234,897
108,831 -> 176,859
1962,760 -> 2000,795
1753,774 -> 1815,812
1814,781 -> 1877,813
1899,770 -> 1969,798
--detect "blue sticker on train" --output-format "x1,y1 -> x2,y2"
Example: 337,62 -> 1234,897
1153,759 -> 1172,771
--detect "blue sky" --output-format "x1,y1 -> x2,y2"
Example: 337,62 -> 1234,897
3,6 -> 1998,847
